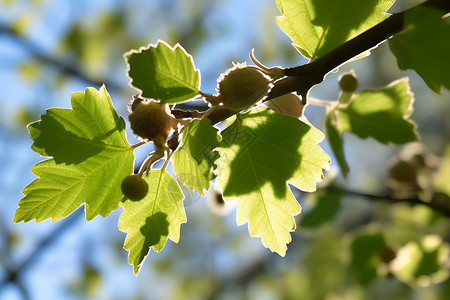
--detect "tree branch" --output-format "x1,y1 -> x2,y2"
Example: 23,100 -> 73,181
268,0 -> 450,103
204,184 -> 450,298
0,208 -> 84,292
205,0 -> 450,124
329,188 -> 450,217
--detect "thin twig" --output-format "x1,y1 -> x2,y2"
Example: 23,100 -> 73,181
0,207 -> 84,290
337,188 -> 450,217
307,97 -> 336,107
131,141 -> 147,149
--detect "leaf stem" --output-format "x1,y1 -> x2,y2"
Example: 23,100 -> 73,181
131,141 -> 147,149
138,151 -> 164,175
337,91 -> 353,104
201,106 -> 216,119
161,150 -> 174,172
307,97 -> 336,107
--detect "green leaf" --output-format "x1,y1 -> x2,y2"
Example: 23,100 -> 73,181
303,226 -> 346,297
351,233 -> 387,285
276,0 -> 393,59
118,170 -> 186,275
434,145 -> 450,196
337,78 -> 419,144
172,119 -> 220,195
300,190 -> 342,228
389,6 -> 450,93
325,109 -> 349,176
125,40 -> 200,103
216,108 -> 330,255
14,86 -> 134,222
391,235 -> 450,287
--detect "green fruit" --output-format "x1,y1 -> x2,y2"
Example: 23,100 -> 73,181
339,72 -> 358,93
265,93 -> 305,118
128,99 -> 176,148
121,174 -> 149,201
218,64 -> 271,112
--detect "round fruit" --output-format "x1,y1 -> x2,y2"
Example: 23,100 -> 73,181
265,93 -> 305,118
217,64 -> 271,112
128,99 -> 176,148
121,174 -> 149,201
339,72 -> 358,93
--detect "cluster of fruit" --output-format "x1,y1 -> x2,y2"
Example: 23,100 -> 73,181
120,56 -> 346,201
121,60 -> 280,201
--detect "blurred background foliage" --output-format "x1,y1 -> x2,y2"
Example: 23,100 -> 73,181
0,0 -> 449,299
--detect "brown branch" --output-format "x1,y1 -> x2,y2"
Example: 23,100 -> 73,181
331,188 -> 450,217
268,0 -> 450,103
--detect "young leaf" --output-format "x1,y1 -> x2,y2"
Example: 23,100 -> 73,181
125,40 -> 200,104
389,6 -> 450,93
172,119 -> 220,195
337,78 -> 419,144
325,109 -> 349,177
118,170 -> 186,275
276,0 -> 394,59
216,108 -> 330,255
14,86 -> 134,222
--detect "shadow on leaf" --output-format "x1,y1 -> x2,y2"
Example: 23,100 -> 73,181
29,112 -> 123,164
310,0 -> 388,57
219,110 -> 308,198
138,212 -> 169,262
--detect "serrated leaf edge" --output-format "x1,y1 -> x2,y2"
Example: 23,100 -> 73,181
123,40 -> 200,102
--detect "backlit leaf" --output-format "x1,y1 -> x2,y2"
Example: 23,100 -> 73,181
389,6 -> 450,93
172,119 -> 220,195
14,86 -> 134,222
125,40 -> 200,103
325,109 -> 349,176
118,170 -> 186,274
337,78 -> 419,144
216,108 -> 330,255
276,0 -> 394,59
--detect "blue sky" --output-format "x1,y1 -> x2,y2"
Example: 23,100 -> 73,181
0,1 -> 291,299
1,0 -> 449,299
